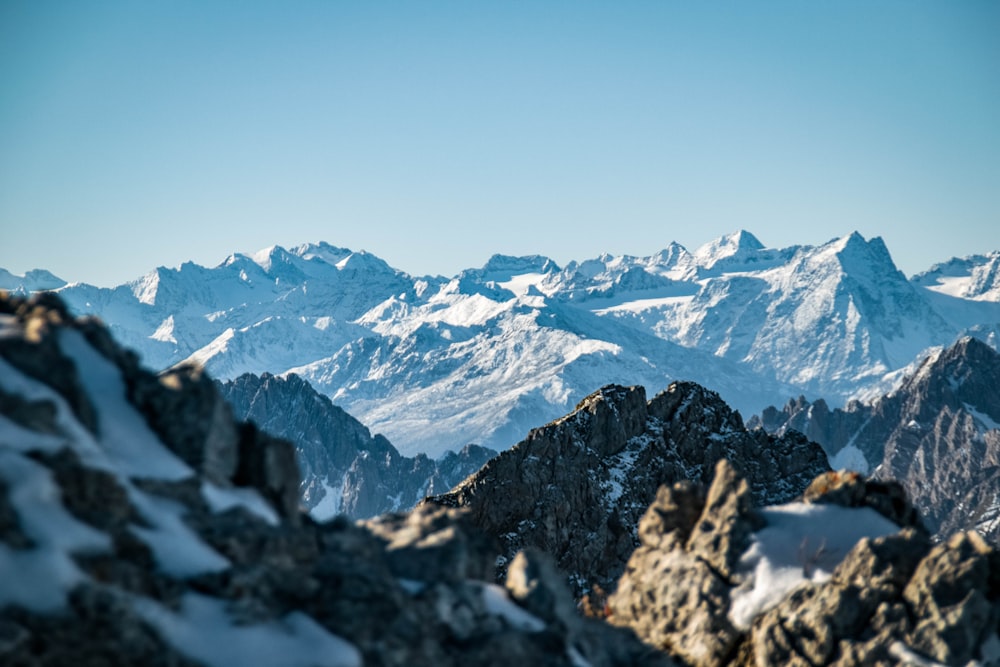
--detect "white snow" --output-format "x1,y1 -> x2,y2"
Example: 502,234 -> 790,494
887,641 -> 948,666
0,450 -> 110,612
201,482 -> 279,526
828,444 -> 870,475
309,477 -> 344,521
59,329 -> 193,480
151,315 -> 178,343
44,233 -> 1000,457
480,583 -> 546,632
729,502 -> 901,629
965,404 -> 1000,432
134,593 -> 361,667
130,491 -> 230,577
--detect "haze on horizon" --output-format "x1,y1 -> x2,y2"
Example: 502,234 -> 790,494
1,2 -> 998,287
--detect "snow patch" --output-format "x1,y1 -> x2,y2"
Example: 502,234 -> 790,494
134,593 -> 361,667
828,444 -> 870,475
130,491 -> 230,577
729,502 -> 901,629
480,583 -> 546,632
965,404 -> 1000,432
0,450 -> 111,612
309,477 -> 344,521
59,329 -> 193,480
201,482 -> 279,526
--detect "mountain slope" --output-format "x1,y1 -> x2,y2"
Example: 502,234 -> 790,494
427,381 -> 830,595
751,336 -> 1000,543
217,372 -> 496,519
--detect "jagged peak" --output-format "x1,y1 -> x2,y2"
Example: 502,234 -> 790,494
693,230 -> 765,262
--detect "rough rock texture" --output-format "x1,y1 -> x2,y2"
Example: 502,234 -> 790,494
609,461 -> 1000,667
219,372 -> 496,519
751,336 -> 1000,544
427,382 -> 830,595
0,292 -> 664,667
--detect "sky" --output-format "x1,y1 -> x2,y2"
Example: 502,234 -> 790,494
1,1 -> 998,286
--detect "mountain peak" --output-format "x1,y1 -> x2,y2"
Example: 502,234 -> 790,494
827,232 -> 902,279
290,241 -> 354,267
481,254 -> 560,276
250,244 -> 295,272
693,230 -> 766,268
0,267 -> 67,292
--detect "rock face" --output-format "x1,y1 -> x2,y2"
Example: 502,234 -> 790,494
609,462 -> 1000,667
427,382 -> 830,595
0,292 -> 669,667
752,336 -> 1000,544
218,372 -> 496,520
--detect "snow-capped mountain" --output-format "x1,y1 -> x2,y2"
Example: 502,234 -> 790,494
11,232 -> 1000,458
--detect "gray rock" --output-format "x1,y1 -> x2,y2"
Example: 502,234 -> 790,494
219,372 -> 496,519
427,382 -> 829,596
753,336 -> 1000,545
610,456 -> 1000,667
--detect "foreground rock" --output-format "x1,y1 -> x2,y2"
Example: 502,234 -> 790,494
427,382 -> 830,595
219,372 -> 496,520
752,336 -> 1000,545
610,462 -> 1000,666
0,292 -> 668,667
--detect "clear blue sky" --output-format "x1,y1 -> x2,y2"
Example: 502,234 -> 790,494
1,1 -> 998,286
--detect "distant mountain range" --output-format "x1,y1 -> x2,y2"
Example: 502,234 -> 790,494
4,231 -> 999,457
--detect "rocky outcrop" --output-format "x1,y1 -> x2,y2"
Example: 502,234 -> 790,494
610,462 -> 1000,667
427,382 -> 830,595
0,291 -> 666,666
752,336 -> 1000,544
219,372 -> 496,519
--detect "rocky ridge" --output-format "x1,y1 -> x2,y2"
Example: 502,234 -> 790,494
0,292 -> 666,666
752,336 -> 1000,544
427,381 -> 831,595
217,372 -> 495,520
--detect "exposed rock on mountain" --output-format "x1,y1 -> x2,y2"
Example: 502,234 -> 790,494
610,462 -> 1000,667
21,232 -> 999,457
217,372 -> 496,520
426,382 -> 830,595
752,336 -> 1000,544
0,291 -> 673,667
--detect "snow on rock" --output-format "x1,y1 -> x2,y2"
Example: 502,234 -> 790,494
728,502 -> 900,629
134,593 -> 362,667
0,450 -> 110,612
59,328 -> 193,480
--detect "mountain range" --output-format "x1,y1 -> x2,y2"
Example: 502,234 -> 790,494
3,289 -> 998,666
4,231 -> 999,457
